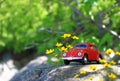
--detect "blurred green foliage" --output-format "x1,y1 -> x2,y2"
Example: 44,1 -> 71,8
0,0 -> 120,54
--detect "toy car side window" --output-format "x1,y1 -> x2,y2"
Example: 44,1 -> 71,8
90,45 -> 97,50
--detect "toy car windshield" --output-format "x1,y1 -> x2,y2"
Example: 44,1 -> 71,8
74,44 -> 87,48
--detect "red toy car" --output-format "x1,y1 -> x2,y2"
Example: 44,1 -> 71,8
62,42 -> 103,65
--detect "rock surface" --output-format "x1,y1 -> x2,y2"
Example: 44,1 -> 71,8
10,56 -> 120,81
0,52 -> 18,81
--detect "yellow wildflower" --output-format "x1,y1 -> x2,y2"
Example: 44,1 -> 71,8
54,54 -> 58,57
66,44 -> 73,49
103,63 -> 111,68
98,79 -> 102,81
72,35 -> 79,40
60,46 -> 67,52
88,76 -> 94,80
46,49 -> 54,54
89,65 -> 97,71
74,74 -> 79,78
56,42 -> 63,47
108,73 -> 117,79
105,49 -> 114,55
115,51 -> 120,56
99,59 -> 107,63
79,70 -> 87,75
97,70 -> 102,73
62,33 -> 71,38
110,60 -> 116,65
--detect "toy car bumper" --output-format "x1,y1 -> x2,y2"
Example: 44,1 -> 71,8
62,57 -> 82,60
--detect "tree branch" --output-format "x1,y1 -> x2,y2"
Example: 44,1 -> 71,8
101,4 -> 119,17
102,25 -> 120,39
61,0 -> 91,21
61,0 -> 120,40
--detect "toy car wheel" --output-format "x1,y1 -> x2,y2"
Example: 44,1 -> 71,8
97,56 -> 102,64
64,60 -> 70,65
82,55 -> 88,65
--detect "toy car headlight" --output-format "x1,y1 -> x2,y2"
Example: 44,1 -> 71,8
63,53 -> 66,57
78,52 -> 81,56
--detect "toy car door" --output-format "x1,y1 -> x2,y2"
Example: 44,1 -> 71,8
89,45 -> 99,60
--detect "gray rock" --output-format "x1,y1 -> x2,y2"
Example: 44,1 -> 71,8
10,56 -> 120,81
10,56 -> 50,81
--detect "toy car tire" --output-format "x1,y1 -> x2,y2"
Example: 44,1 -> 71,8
82,55 -> 88,65
64,60 -> 70,65
97,56 -> 103,64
